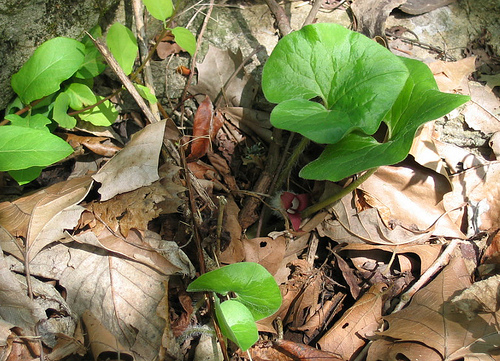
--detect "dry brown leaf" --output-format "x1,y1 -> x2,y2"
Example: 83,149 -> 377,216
219,197 -> 245,264
429,57 -> 477,93
350,0 -> 406,38
247,341 -> 294,361
443,161 -> 500,234
71,229 -> 193,276
55,243 -> 168,361
0,255 -> 42,332
0,176 -> 93,262
360,164 -> 464,238
452,274 -> 500,319
188,45 -> 257,108
243,236 -> 287,276
410,121 -> 450,177
186,96 -> 224,162
206,151 -> 238,191
317,191 -> 432,245
62,133 -> 121,157
462,81 -> 500,134
92,120 -> 166,201
82,310 -> 132,361
371,254 -> 500,361
273,339 -> 344,361
318,283 -> 387,360
342,243 -> 443,276
367,338 -> 442,361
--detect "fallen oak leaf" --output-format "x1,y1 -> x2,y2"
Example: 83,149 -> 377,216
318,283 -> 387,360
273,339 -> 344,361
186,96 -> 224,162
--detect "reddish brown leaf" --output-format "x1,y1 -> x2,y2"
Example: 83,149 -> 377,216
186,96 -> 224,162
273,339 -> 345,361
62,133 -> 121,157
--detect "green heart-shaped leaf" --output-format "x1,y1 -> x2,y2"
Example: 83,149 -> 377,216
262,23 -> 409,144
300,57 -> 470,181
187,262 -> 281,321
214,297 -> 258,351
106,23 -> 138,76
11,37 -> 85,104
171,26 -> 196,56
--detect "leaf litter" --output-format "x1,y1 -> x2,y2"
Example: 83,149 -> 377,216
1,2 -> 500,361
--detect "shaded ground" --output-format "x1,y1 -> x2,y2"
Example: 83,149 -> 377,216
1,1 -> 500,361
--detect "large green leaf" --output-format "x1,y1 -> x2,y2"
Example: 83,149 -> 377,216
300,57 -> 470,181
142,0 -> 173,21
9,167 -> 44,185
171,27 -> 196,56
214,297 -> 258,352
0,126 -> 73,171
11,37 -> 85,104
106,23 -> 138,76
262,23 -> 409,145
5,113 -> 51,131
187,262 -> 282,321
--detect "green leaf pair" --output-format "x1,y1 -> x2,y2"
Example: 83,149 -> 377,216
262,23 -> 470,182
187,262 -> 282,351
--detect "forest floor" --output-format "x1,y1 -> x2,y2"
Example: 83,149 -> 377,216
1,1 -> 500,361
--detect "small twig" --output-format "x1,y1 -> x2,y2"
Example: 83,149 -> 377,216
132,0 -> 159,118
87,33 -> 159,124
392,238 -> 461,313
264,0 -> 292,36
303,0 -> 323,27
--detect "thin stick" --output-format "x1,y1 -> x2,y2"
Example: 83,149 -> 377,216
264,0 -> 292,36
88,33 -> 159,124
132,0 -> 159,118
392,238 -> 461,313
303,0 -> 323,27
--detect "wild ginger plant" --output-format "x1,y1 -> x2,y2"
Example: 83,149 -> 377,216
261,23 -> 470,215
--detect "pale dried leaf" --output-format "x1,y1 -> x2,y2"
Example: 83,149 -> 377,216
410,121 -> 450,177
429,57 -> 476,93
350,0 -> 406,38
318,283 -> 386,360
462,81 -> 500,133
360,165 -> 464,238
93,120 -> 166,201
317,192 -> 431,245
367,338 -> 442,361
0,319 -> 14,347
243,236 -> 286,276
58,244 -> 168,361
342,243 -> 443,276
452,274 -> 500,319
188,45 -> 257,108
376,255 -> 500,360
443,161 -> 500,234
0,176 -> 93,261
0,255 -> 43,331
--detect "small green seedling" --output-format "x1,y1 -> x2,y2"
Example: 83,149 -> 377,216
1,0 -> 195,185
187,262 -> 282,351
262,23 -> 470,183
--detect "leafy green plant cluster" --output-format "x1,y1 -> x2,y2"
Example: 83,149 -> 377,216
187,262 -> 282,351
262,23 -> 470,182
0,0 -> 195,185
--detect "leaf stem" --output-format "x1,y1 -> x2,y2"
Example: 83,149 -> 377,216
301,167 -> 378,218
272,136 -> 309,194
